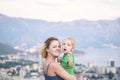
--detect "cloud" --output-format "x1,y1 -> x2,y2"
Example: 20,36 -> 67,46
26,48 -> 37,53
102,43 -> 119,49
86,46 -> 95,51
0,0 -> 120,21
13,46 -> 24,51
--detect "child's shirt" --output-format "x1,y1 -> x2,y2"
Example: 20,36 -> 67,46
60,53 -> 75,75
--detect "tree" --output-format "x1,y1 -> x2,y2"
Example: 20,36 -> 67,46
107,71 -> 114,79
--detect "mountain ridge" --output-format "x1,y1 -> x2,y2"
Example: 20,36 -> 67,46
0,42 -> 20,55
0,13 -> 120,50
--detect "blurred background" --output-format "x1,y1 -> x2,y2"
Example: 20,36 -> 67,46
0,0 -> 120,80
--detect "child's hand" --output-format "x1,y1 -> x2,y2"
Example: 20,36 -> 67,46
67,50 -> 73,67
67,50 -> 72,55
67,50 -> 72,56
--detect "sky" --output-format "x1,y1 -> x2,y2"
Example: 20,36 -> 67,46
0,0 -> 120,22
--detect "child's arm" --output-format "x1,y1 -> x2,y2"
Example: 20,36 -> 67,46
67,53 -> 73,67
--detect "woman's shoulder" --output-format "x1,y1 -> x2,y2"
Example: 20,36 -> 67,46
51,62 -> 61,69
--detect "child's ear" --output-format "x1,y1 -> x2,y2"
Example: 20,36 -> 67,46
71,49 -> 73,52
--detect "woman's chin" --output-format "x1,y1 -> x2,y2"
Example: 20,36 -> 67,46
55,54 -> 59,57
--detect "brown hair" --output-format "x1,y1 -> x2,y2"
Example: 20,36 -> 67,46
40,37 -> 59,59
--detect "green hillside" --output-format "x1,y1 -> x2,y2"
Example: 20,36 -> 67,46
0,42 -> 18,55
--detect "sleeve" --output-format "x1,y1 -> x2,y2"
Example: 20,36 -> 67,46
58,53 -> 64,62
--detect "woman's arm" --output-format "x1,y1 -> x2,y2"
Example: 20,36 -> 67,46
52,62 -> 76,80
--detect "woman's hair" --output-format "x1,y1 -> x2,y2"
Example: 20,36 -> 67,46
40,37 -> 59,59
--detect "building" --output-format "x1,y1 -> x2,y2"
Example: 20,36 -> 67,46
107,59 -> 115,67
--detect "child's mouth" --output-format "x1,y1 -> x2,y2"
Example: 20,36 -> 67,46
64,48 -> 67,51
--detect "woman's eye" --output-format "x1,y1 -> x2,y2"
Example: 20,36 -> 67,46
53,46 -> 56,48
63,43 -> 66,45
58,45 -> 61,48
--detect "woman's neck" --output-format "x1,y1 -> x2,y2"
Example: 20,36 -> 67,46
46,54 -> 55,62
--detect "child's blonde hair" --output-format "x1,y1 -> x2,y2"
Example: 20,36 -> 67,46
64,37 -> 75,49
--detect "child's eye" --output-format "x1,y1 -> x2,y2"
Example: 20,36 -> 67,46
63,43 -> 65,45
68,44 -> 70,46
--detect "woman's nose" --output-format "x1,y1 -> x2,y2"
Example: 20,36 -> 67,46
57,47 -> 60,51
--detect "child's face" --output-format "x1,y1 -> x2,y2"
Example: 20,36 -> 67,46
62,39 -> 73,54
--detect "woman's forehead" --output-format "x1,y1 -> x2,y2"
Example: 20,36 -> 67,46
51,40 -> 60,45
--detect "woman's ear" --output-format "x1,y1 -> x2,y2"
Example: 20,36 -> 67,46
46,48 -> 49,53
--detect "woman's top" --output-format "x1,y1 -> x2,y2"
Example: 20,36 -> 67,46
44,62 -> 63,80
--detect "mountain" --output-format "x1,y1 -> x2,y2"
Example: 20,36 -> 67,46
0,42 -> 19,55
0,13 -> 120,49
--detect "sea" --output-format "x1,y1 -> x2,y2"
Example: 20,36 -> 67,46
75,48 -> 120,67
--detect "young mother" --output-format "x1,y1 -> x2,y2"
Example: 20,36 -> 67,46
40,37 -> 76,80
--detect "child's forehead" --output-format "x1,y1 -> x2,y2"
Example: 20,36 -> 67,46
64,39 -> 71,41
63,39 -> 72,43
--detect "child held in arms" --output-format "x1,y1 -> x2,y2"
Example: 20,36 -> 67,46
60,37 -> 75,75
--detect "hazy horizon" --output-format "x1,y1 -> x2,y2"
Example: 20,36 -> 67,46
0,0 -> 120,22
75,48 -> 120,67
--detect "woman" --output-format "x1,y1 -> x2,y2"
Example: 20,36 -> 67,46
40,37 -> 76,80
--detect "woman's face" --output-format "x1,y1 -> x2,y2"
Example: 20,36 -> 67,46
47,40 -> 61,57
